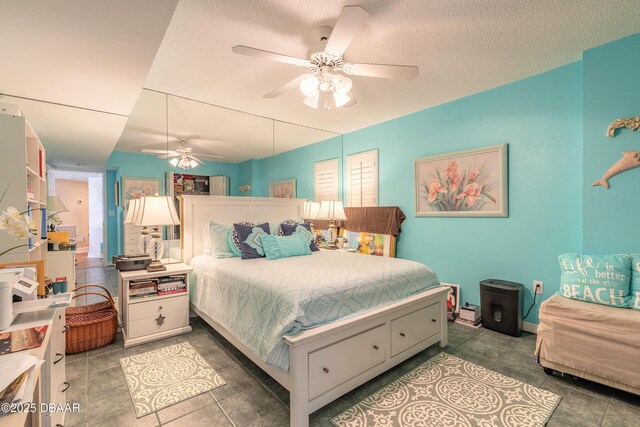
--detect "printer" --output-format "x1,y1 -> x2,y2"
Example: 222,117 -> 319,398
112,254 -> 152,271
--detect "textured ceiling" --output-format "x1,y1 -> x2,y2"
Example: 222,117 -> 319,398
0,0 -> 178,167
144,0 -> 640,134
114,90 -> 339,163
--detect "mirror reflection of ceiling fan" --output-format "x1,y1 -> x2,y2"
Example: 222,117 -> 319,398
232,5 -> 419,110
142,140 -> 224,170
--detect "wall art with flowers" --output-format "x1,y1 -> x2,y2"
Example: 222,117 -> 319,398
414,144 -> 508,217
121,177 -> 161,209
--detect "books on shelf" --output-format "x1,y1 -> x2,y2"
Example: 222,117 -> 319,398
129,276 -> 187,299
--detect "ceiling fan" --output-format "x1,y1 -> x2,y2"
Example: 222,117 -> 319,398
232,5 -> 419,110
142,140 -> 224,170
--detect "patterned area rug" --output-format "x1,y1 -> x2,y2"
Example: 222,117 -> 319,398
120,341 -> 226,418
332,353 -> 561,427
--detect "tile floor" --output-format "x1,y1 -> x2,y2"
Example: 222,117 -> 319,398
68,260 -> 639,426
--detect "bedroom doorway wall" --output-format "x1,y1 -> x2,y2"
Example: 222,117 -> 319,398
49,169 -> 104,259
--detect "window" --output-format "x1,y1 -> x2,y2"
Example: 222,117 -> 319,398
346,149 -> 378,207
314,158 -> 339,202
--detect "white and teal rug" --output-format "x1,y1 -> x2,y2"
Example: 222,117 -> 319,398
120,341 -> 225,418
332,352 -> 561,427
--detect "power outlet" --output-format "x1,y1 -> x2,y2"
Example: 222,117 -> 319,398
533,281 -> 544,295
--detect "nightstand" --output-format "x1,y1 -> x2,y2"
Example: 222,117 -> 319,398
117,263 -> 193,348
319,247 -> 357,253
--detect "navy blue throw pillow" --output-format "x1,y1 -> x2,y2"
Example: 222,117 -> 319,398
233,222 -> 271,259
281,222 -> 319,252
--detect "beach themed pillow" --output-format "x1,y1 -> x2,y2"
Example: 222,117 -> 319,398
208,221 -> 237,258
281,222 -> 319,251
233,222 -> 270,259
557,253 -> 632,307
630,253 -> 640,310
261,234 -> 312,260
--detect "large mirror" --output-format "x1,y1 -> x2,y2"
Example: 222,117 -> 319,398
112,89 -> 342,264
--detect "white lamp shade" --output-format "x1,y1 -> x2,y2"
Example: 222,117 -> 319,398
124,198 -> 140,224
303,201 -> 320,220
135,196 -> 180,226
317,200 -> 347,220
47,195 -> 69,213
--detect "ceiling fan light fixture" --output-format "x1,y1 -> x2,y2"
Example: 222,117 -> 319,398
333,91 -> 351,108
303,93 -> 319,109
333,75 -> 352,94
300,75 -> 319,97
169,157 -> 179,167
189,158 -> 199,169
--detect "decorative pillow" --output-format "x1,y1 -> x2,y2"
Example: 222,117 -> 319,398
233,222 -> 270,259
281,222 -> 319,251
261,234 -> 312,260
270,219 -> 300,236
228,221 -> 254,257
630,253 -> 640,310
557,253 -> 632,307
209,221 -> 237,258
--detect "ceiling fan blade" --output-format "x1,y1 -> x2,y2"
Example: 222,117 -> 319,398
325,6 -> 369,56
192,153 -> 225,159
264,74 -> 309,98
343,62 -> 419,80
158,152 -> 180,159
141,148 -> 169,154
190,156 -> 204,165
232,45 -> 310,67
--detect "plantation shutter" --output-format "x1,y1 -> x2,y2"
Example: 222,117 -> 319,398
346,149 -> 378,207
314,158 -> 339,202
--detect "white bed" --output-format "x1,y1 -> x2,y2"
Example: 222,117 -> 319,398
181,195 -> 448,427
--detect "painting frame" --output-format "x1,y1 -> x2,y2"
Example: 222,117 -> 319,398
121,176 -> 161,209
442,282 -> 461,317
414,144 -> 508,217
269,178 -> 297,198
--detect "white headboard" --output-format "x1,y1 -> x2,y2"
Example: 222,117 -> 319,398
180,195 -> 306,263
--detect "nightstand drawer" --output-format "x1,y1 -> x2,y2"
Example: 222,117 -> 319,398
128,309 -> 189,339
129,295 -> 188,321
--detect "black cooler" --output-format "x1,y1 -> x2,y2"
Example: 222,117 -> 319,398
480,279 -> 523,337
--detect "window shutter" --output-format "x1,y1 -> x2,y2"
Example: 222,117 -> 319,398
346,149 -> 378,207
314,158 -> 339,202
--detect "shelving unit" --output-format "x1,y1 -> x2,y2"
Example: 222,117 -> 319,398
0,112 -> 48,292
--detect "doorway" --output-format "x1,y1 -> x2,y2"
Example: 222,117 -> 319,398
48,169 -> 104,260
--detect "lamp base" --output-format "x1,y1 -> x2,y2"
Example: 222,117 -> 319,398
146,260 -> 166,272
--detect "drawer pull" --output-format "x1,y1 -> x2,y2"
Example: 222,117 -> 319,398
400,332 -> 406,337
63,325 -> 69,333
62,382 -> 70,392
54,353 -> 64,364
323,367 -> 329,373
373,345 -> 379,350
431,318 -> 437,323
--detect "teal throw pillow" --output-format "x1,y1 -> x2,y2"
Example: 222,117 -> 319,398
630,253 -> 640,310
557,253 -> 632,307
209,221 -> 237,258
261,234 -> 312,261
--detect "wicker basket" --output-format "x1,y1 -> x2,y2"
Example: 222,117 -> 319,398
65,285 -> 115,317
65,292 -> 118,354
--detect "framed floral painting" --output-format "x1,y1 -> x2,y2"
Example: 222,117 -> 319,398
121,177 -> 161,209
269,179 -> 296,198
415,144 -> 508,217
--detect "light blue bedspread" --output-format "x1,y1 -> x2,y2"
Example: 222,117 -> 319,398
189,251 -> 440,370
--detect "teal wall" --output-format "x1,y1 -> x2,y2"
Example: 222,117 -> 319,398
105,151 -> 240,255
341,63 -> 583,324
582,33 -> 640,253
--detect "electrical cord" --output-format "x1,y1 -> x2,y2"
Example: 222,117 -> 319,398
523,285 -> 540,320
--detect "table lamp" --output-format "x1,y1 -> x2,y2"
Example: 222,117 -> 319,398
136,196 -> 180,271
126,198 -> 151,255
303,201 -> 320,228
317,200 -> 347,244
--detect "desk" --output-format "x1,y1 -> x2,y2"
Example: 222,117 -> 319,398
1,301 -> 67,427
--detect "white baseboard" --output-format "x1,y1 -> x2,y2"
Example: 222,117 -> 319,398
523,321 -> 538,334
